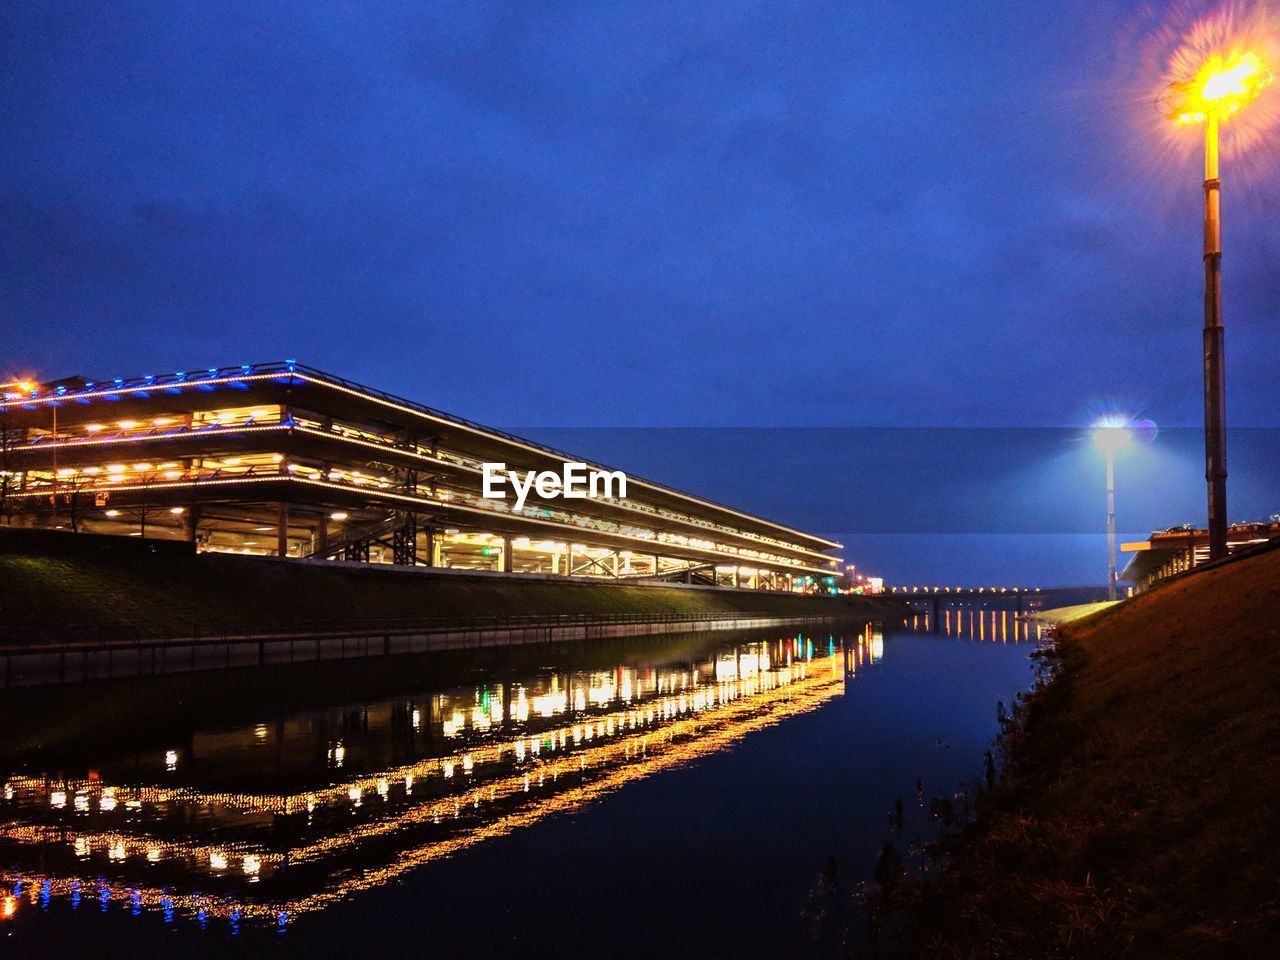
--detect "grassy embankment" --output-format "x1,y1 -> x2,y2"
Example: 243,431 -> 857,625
898,546 -> 1280,958
0,529 -> 874,644
1034,600 -> 1118,624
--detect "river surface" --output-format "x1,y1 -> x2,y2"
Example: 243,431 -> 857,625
0,609 -> 1039,958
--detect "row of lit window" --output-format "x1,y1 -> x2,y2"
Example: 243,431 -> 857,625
23,405 -> 284,441
286,414 -> 820,556
20,412 -> 823,559
15,453 -> 822,569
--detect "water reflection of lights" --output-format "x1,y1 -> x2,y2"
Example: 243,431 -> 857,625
1,661 -> 839,868
6,644 -> 819,818
0,633 -> 881,931
328,743 -> 345,768
900,608 -> 1043,643
2,659 -> 844,926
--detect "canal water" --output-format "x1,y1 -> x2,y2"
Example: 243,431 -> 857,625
0,610 -> 1039,958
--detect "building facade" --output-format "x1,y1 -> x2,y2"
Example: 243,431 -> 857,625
1120,521 -> 1280,592
0,361 -> 841,589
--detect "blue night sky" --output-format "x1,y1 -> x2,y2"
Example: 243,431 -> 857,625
3,1 -> 1278,584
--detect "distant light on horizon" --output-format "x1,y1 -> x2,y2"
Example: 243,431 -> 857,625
1091,415 -> 1158,453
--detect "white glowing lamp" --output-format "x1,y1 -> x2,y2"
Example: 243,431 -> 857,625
1091,416 -> 1133,455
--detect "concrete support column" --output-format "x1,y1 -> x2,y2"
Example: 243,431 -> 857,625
732,569 -> 740,589
184,505 -> 201,543
423,526 -> 435,567
316,514 -> 329,553
502,535 -> 513,573
277,502 -> 290,558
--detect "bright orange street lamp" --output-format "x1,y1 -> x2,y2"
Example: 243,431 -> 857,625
1165,51 -> 1273,560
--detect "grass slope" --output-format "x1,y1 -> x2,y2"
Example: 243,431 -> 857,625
901,547 -> 1280,958
0,548 -> 870,644
1034,600 -> 1119,625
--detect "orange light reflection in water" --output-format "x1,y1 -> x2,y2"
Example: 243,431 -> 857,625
0,640 -> 855,929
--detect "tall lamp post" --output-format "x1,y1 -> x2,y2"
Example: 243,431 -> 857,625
1093,420 -> 1133,601
1166,52 -> 1273,560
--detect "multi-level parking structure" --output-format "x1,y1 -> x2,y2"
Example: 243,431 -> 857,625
0,361 -> 842,589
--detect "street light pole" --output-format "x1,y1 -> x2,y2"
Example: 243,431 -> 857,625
1167,50 -> 1272,559
1092,419 -> 1131,600
1105,447 -> 1118,601
1201,109 -> 1228,561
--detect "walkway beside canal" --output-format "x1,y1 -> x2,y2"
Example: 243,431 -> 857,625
0,610 -> 854,688
898,543 -> 1280,958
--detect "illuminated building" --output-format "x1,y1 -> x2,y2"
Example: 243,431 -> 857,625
0,361 -> 840,587
1120,521 -> 1280,592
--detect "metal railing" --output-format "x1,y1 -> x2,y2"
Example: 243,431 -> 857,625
0,609 -> 862,689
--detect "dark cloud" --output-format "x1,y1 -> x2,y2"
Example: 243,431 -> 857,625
3,0 -> 1277,582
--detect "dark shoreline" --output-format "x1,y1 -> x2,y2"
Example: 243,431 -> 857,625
888,545 -> 1280,959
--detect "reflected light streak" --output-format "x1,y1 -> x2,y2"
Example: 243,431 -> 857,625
0,651 -> 845,928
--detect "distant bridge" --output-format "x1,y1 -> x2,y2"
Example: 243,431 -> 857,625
888,585 -> 1112,617
887,586 -> 1042,596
